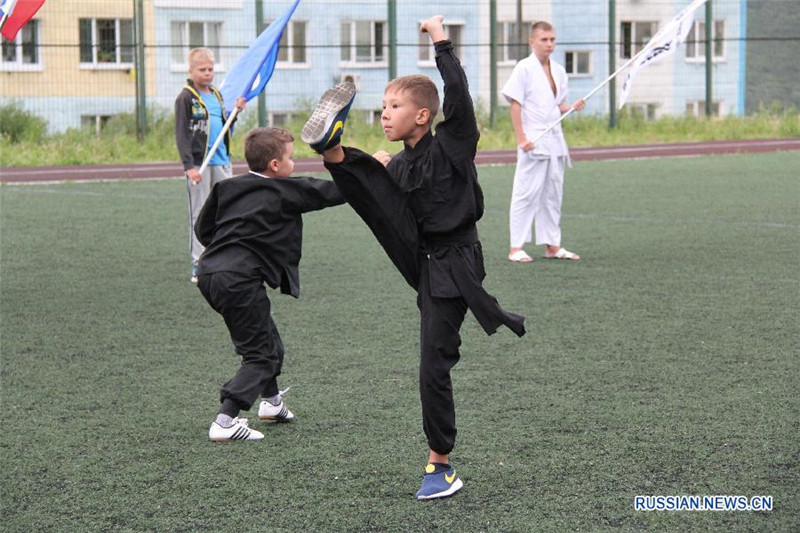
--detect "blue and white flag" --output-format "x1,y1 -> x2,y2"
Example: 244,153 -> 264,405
1,0 -> 45,41
0,0 -> 17,19
619,0 -> 708,108
219,0 -> 301,113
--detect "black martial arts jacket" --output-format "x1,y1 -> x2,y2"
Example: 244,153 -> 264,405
195,173 -> 344,297
326,40 -> 525,337
387,41 -> 484,239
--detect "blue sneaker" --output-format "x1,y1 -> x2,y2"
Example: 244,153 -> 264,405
301,81 -> 356,154
415,463 -> 463,500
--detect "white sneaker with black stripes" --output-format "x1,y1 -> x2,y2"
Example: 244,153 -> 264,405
258,399 -> 295,423
209,417 -> 264,441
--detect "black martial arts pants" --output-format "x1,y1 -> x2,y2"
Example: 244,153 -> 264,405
417,256 -> 468,455
197,271 -> 284,413
324,148 -> 477,455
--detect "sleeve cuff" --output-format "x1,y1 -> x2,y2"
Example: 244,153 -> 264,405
433,40 -> 453,53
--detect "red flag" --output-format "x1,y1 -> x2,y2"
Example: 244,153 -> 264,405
0,0 -> 45,41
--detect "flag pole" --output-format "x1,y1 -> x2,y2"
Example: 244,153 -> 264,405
195,0 -> 302,175
530,0 -> 706,145
529,46 -> 651,145
197,107 -> 240,175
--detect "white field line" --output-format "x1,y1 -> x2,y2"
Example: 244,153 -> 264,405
1,165 -> 179,177
0,176 -> 178,186
565,212 -> 798,229
575,139 -> 800,155
1,185 -> 180,199
6,187 -> 797,230
480,208 -> 797,230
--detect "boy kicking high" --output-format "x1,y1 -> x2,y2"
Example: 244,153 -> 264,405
302,16 -> 525,499
195,127 -> 344,441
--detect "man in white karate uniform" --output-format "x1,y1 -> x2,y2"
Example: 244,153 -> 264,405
502,21 -> 585,263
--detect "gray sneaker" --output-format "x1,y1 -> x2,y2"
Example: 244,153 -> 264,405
301,81 -> 357,154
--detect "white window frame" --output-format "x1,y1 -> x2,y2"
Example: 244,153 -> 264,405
340,20 -> 387,67
620,21 -> 658,59
368,109 -> 382,126
79,18 -> 134,69
627,103 -> 658,120
497,20 -> 533,65
169,21 -> 224,71
268,111 -> 296,127
565,50 -> 592,77
1,19 -> 42,71
81,114 -> 114,134
685,100 -> 721,117
418,21 -> 464,66
268,19 -> 308,68
685,20 -> 726,62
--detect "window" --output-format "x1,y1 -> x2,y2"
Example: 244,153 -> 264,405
369,109 -> 382,125
685,20 -> 725,60
685,100 -> 721,116
565,51 -> 591,76
497,21 -> 533,63
170,21 -> 221,66
79,18 -> 134,66
627,103 -> 658,120
340,20 -> 386,64
81,115 -> 113,133
1,19 -> 40,69
267,20 -> 306,64
418,23 -> 463,63
620,21 -> 657,59
268,112 -> 294,127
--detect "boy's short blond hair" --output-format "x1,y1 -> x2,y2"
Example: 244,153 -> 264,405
188,47 -> 215,67
245,127 -> 294,172
385,75 -> 440,124
530,21 -> 554,35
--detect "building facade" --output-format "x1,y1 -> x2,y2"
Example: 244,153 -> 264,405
1,0 -> 746,133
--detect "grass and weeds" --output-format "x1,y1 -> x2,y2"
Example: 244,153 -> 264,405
0,99 -> 798,167
1,152 -> 798,531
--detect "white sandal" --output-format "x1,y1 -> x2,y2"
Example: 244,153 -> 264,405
508,250 -> 534,263
546,247 -> 580,260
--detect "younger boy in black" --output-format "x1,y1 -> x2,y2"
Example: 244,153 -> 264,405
302,16 -> 525,497
195,127 -> 344,441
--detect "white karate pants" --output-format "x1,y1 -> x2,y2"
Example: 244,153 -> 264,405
509,153 -> 567,248
187,163 -> 232,262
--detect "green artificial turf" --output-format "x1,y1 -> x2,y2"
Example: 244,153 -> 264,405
1,152 -> 798,531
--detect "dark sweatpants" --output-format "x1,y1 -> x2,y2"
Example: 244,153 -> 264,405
417,256 -> 468,454
197,271 -> 283,413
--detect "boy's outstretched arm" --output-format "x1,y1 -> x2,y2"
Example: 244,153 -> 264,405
286,178 -> 345,214
420,15 -> 446,43
423,16 -> 479,161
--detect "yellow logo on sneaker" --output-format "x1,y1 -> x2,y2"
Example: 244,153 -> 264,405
445,471 -> 456,484
325,120 -> 344,145
425,463 -> 436,474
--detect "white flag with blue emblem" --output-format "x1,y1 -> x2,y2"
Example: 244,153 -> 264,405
619,0 -> 708,108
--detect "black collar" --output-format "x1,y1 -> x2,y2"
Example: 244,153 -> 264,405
403,131 -> 433,160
